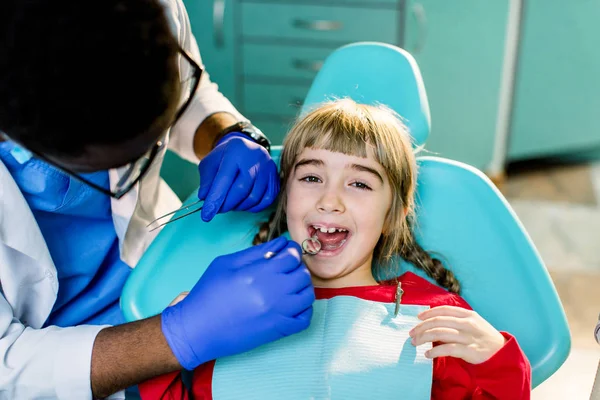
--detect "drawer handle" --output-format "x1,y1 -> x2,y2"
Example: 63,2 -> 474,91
292,59 -> 324,72
292,19 -> 343,32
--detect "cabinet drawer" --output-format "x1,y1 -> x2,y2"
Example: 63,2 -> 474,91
241,3 -> 400,44
242,0 -> 400,6
243,44 -> 334,80
242,82 -> 310,117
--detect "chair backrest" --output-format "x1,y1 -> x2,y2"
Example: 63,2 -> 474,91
303,42 -> 431,147
303,42 -> 570,387
120,42 -> 570,388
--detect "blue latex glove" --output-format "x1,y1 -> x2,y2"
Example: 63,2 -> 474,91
161,237 -> 314,370
198,133 -> 279,222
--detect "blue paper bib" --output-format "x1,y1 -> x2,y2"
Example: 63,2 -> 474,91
212,296 -> 433,399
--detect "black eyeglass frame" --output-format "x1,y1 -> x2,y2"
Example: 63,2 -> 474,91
2,46 -> 202,200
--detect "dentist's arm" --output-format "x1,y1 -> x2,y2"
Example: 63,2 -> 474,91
0,238 -> 313,400
90,315 -> 180,398
0,298 -> 179,399
192,112 -> 238,159
91,237 -> 314,398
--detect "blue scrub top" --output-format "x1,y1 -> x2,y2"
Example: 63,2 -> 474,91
0,143 -> 131,327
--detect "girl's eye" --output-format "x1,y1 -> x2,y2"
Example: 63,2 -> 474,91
351,181 -> 372,191
300,175 -> 321,183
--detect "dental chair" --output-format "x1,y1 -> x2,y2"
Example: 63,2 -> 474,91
120,42 -> 570,388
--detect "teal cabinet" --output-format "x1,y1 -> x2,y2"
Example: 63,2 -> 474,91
183,0 -> 512,172
184,0 -> 406,146
241,3 -> 400,44
508,0 -> 600,160
242,44 -> 332,81
404,0 -> 510,170
235,0 -> 405,146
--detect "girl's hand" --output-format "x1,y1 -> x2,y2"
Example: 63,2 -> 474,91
409,305 -> 506,364
169,291 -> 190,306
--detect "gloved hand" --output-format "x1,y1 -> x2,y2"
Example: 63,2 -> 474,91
198,133 -> 279,222
161,237 -> 314,370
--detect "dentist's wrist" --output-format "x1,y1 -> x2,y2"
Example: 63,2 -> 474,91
213,121 -> 271,153
193,112 -> 239,159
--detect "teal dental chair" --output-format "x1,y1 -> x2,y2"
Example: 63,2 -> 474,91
120,42 -> 570,388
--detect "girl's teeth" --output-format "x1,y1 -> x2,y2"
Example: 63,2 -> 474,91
313,226 -> 349,233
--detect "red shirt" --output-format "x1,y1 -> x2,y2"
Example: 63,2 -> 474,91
139,272 -> 531,399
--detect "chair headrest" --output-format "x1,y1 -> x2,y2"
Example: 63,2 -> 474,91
302,42 -> 431,147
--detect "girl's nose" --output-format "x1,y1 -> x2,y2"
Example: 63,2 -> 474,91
317,189 -> 345,214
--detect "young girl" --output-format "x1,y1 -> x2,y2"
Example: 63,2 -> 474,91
140,99 -> 531,399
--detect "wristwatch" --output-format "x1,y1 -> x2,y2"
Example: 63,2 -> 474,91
214,121 -> 271,153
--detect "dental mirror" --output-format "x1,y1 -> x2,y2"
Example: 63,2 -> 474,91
302,236 -> 322,255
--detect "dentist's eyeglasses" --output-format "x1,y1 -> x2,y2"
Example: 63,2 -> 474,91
4,47 -> 202,200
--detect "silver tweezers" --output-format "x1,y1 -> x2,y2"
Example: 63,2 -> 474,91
147,200 -> 203,232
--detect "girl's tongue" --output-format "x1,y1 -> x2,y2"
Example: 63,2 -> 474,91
314,230 -> 349,250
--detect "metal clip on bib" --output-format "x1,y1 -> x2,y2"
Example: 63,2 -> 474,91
394,282 -> 404,317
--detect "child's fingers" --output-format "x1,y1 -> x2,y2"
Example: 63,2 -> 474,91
410,316 -> 471,338
411,327 -> 470,347
169,291 -> 190,306
424,343 -> 466,360
417,305 -> 473,320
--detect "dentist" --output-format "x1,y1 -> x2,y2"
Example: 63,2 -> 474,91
0,0 -> 314,399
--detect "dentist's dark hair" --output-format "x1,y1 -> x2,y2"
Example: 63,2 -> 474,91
0,0 -> 180,157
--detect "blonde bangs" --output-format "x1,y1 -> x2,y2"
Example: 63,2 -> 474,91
280,99 -> 411,184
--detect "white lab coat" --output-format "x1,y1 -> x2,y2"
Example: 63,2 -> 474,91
0,0 -> 246,398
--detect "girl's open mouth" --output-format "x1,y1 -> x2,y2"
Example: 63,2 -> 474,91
307,224 -> 351,254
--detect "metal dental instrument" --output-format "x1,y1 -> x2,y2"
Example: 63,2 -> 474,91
147,199 -> 203,232
149,201 -> 323,256
263,236 -> 322,260
302,235 -> 322,255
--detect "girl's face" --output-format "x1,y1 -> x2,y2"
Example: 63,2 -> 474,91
286,147 -> 393,288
